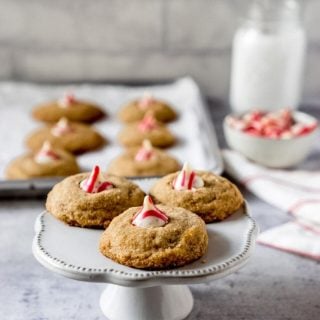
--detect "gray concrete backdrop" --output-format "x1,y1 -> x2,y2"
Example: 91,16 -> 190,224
0,0 -> 320,101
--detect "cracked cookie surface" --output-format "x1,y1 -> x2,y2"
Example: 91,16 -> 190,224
46,173 -> 145,228
150,171 -> 244,223
100,205 -> 208,269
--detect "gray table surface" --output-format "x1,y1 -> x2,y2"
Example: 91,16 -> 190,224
0,99 -> 319,320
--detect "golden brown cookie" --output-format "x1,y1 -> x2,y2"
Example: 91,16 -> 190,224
150,164 -> 244,223
32,93 -> 105,123
107,140 -> 181,177
118,114 -> 176,148
99,200 -> 208,269
118,94 -> 177,123
46,168 -> 145,228
5,142 -> 80,179
25,118 -> 105,154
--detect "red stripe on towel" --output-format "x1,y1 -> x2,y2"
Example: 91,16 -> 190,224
241,175 -> 320,193
288,199 -> 320,216
295,220 -> 320,235
257,239 -> 320,261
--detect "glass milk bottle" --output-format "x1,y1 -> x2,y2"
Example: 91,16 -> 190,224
229,0 -> 306,113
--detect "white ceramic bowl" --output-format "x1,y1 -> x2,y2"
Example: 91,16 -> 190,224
223,111 -> 318,168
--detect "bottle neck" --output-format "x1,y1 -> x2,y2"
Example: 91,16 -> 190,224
241,0 -> 304,32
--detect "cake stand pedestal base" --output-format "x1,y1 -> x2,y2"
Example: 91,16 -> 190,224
100,284 -> 193,320
33,207 -> 258,320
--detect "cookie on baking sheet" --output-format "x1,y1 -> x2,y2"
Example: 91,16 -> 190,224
46,165 -> 145,228
5,141 -> 80,179
118,92 -> 177,123
99,195 -> 208,269
150,163 -> 244,223
118,113 -> 176,148
107,140 -> 181,177
32,93 -> 105,123
25,118 -> 105,154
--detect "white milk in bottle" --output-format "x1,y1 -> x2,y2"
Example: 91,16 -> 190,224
229,0 -> 306,113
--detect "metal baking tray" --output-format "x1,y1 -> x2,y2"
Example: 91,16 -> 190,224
0,77 -> 223,198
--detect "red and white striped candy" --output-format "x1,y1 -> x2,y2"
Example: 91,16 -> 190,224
132,195 -> 169,228
80,165 -> 113,193
291,122 -> 318,137
58,92 -> 77,108
34,141 -> 60,164
138,112 -> 158,132
135,140 -> 154,161
51,118 -> 74,137
226,116 -> 246,130
243,110 -> 263,123
172,162 -> 204,191
138,92 -> 155,110
228,109 -> 317,139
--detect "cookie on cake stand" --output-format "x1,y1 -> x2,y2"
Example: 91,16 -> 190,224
32,177 -> 258,320
100,195 -> 208,269
32,92 -> 105,123
150,162 -> 244,223
46,165 -> 145,228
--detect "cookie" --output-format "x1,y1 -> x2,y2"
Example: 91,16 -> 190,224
150,163 -> 244,223
32,93 -> 105,123
100,195 -> 208,269
107,140 -> 181,177
26,118 -> 105,154
46,165 -> 145,228
118,113 -> 176,148
118,93 -> 177,123
5,141 -> 80,179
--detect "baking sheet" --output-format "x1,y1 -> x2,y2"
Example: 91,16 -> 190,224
0,77 -> 222,196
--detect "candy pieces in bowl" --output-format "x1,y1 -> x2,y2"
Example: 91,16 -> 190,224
223,109 -> 318,168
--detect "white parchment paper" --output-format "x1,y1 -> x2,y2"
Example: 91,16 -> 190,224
0,77 -> 222,179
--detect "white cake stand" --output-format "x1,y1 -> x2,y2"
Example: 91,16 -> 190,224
32,202 -> 258,320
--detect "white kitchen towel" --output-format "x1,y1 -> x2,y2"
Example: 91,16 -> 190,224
223,149 -> 320,260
